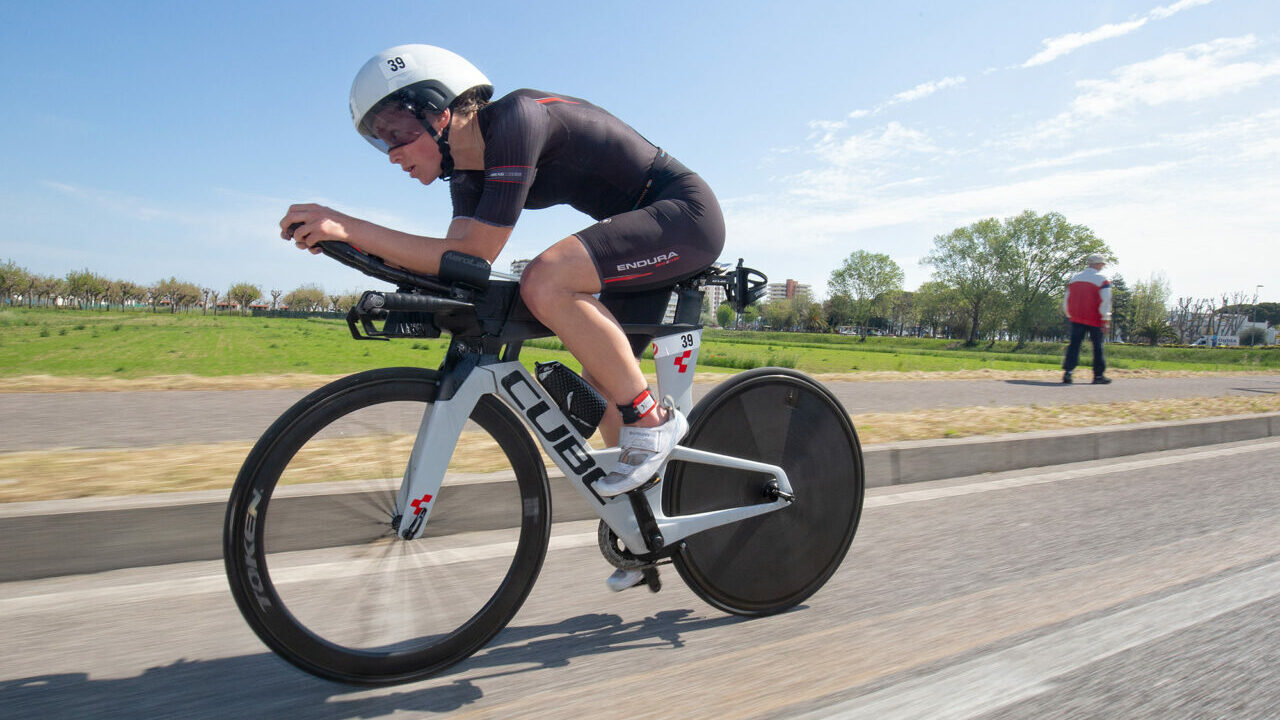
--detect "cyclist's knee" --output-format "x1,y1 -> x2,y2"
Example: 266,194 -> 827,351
518,260 -> 558,317
519,242 -> 599,316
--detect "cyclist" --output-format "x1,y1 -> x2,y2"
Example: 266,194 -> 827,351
279,45 -> 725,588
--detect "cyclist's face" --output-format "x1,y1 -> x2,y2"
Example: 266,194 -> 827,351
385,110 -> 450,185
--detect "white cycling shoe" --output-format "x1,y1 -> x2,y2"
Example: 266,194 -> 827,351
606,568 -> 645,592
593,409 -> 689,497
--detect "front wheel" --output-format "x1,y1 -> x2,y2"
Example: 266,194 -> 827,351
223,367 -> 551,685
665,368 -> 864,616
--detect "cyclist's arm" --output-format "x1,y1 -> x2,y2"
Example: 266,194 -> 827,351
280,203 -> 511,275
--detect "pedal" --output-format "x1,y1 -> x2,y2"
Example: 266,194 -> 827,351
642,567 -> 662,593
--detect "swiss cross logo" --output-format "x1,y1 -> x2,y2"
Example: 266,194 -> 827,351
673,350 -> 693,373
409,494 -> 434,515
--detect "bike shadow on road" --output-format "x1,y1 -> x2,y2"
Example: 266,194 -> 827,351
1004,380 -> 1073,387
0,608 -> 754,718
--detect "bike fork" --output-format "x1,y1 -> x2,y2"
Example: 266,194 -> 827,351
393,370 -> 498,539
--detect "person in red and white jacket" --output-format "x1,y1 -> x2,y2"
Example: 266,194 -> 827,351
1062,254 -> 1112,384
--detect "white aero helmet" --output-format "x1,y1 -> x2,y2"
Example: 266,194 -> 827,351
349,44 -> 493,153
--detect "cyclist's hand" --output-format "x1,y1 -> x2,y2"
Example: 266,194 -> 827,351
280,204 -> 354,255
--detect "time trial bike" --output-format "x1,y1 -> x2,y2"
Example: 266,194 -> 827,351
223,241 -> 865,685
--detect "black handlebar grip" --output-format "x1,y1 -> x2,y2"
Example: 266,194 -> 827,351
286,222 -> 303,238
363,292 -> 472,314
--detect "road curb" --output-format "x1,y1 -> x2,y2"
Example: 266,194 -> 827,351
4,412 -> 1277,582
862,412 -> 1280,487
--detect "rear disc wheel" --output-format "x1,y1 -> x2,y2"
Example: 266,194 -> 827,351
665,368 -> 864,615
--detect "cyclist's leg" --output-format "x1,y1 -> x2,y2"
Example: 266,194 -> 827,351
519,239 -> 664,429
522,172 -> 722,498
582,330 -> 652,445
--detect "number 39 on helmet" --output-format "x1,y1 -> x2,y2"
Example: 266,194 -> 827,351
349,44 -> 493,153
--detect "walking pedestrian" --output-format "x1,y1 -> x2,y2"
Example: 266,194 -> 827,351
1062,254 -> 1112,384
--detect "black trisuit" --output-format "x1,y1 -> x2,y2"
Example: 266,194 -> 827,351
449,89 -> 725,293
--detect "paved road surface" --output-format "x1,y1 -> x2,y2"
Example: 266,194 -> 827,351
3,374 -> 1278,451
4,438 -> 1278,718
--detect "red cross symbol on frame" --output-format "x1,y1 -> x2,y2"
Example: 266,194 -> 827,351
410,494 -> 434,515
674,350 -> 693,373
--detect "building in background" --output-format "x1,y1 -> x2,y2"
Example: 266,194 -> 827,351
705,283 -> 727,311
764,280 -> 812,303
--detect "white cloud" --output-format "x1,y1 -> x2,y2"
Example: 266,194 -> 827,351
726,150 -> 1279,300
1149,0 -> 1216,21
813,121 -> 938,167
1005,146 -> 1131,173
1024,18 -> 1150,68
1022,0 -> 1217,67
1071,36 -> 1280,118
889,76 -> 967,104
832,76 -> 967,124
1019,36 -> 1280,146
734,94 -> 1280,299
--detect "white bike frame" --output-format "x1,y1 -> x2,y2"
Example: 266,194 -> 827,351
392,329 -> 795,554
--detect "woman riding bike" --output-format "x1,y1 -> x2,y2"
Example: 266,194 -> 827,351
279,44 -> 725,590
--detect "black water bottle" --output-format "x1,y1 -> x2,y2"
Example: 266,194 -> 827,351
534,362 -> 607,438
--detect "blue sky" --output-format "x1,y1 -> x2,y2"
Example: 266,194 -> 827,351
2,0 -> 1276,302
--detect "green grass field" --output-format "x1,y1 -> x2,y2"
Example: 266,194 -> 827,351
1,307 -> 1275,380
702,330 -> 1280,373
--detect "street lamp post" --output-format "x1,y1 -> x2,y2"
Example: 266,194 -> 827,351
1253,284 -> 1265,346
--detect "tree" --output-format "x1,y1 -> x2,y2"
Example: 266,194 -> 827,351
1017,293 -> 1067,342
208,288 -> 220,315
20,271 -> 38,307
761,298 -> 800,331
715,303 -> 734,328
0,259 -> 28,306
270,289 -> 282,310
913,282 -> 956,338
887,290 -> 918,336
117,280 -> 144,309
228,283 -> 263,316
336,293 -> 359,312
1250,302 -> 1280,326
283,284 -> 326,312
65,269 -> 108,309
823,293 -> 856,331
800,301 -> 828,333
998,211 -> 1110,346
152,278 -> 177,313
922,218 -> 1006,345
32,274 -> 63,308
828,250 -> 904,340
1108,275 -> 1131,342
1132,320 -> 1178,345
1128,274 -> 1172,345
1171,296 -> 1213,344
172,281 -> 202,313
1208,292 -> 1252,338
